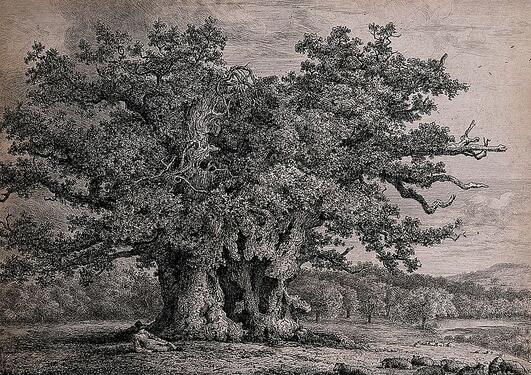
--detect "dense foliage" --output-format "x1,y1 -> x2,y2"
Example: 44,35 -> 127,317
0,18 -> 506,340
0,268 -> 161,324
290,277 -> 343,322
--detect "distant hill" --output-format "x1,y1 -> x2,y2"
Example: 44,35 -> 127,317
448,263 -> 531,290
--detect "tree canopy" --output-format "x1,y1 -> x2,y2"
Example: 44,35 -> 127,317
401,287 -> 457,329
0,18 -> 506,340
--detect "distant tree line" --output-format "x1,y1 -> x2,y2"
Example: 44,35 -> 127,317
1,262 -> 529,326
0,268 -> 161,324
289,264 -> 531,328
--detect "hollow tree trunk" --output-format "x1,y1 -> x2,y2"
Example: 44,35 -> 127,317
149,212 -> 312,342
218,257 -> 305,341
216,213 -> 311,342
149,260 -> 243,342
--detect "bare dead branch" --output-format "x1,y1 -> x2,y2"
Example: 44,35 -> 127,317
446,120 -> 507,159
449,231 -> 467,241
173,175 -> 207,194
135,155 -> 177,184
341,247 -> 354,257
439,53 -> 448,67
464,120 -> 476,137
430,174 -> 488,189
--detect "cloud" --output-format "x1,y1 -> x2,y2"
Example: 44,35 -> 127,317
460,191 -> 523,228
470,191 -> 513,210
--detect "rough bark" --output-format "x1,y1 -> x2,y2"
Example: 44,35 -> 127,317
215,213 -> 312,341
149,260 -> 244,342
150,210 -> 312,342
218,258 -> 304,341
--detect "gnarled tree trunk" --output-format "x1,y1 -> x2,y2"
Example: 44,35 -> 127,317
217,214 -> 312,341
150,212 -> 313,342
218,257 -> 306,341
149,259 -> 244,342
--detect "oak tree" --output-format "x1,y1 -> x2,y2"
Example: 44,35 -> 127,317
0,19 -> 505,341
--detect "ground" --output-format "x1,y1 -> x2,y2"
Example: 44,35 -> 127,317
0,319 -> 529,375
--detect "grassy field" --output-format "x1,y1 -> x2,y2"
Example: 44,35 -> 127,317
0,319 -> 529,375
439,320 -> 530,361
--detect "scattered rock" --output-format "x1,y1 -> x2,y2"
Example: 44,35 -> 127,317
458,364 -> 488,375
501,360 -> 528,375
489,357 -> 528,375
381,358 -> 413,370
441,359 -> 468,373
334,363 -> 372,375
412,356 -> 435,367
415,366 -> 445,375
490,357 -> 504,374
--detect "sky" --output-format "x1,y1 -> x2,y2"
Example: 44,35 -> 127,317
0,0 -> 530,277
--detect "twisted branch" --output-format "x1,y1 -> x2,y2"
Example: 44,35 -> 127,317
135,155 -> 177,184
449,231 -> 467,241
389,178 -> 456,214
446,121 -> 507,159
